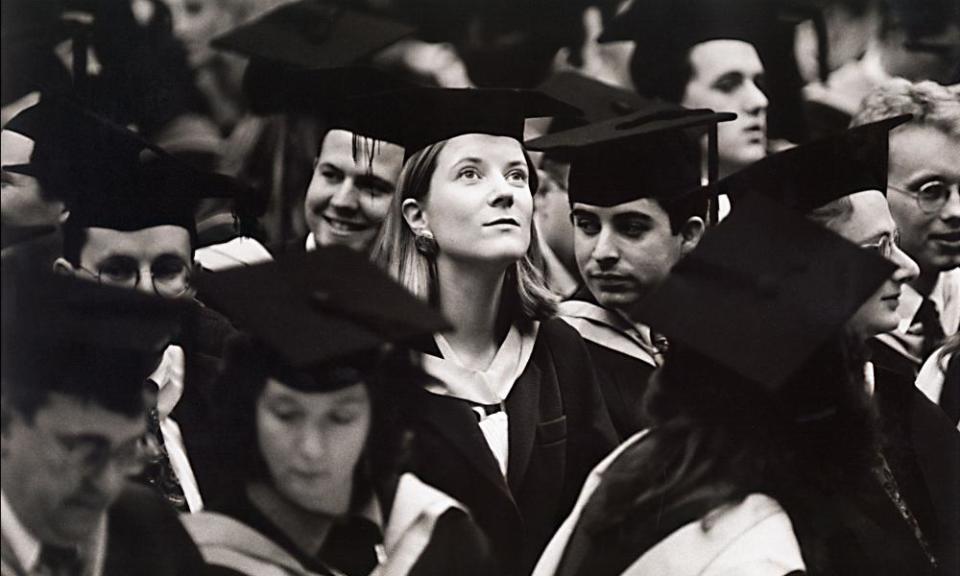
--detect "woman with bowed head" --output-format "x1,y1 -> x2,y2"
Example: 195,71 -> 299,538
181,247 -> 496,576
534,195 -> 924,575
370,87 -> 619,575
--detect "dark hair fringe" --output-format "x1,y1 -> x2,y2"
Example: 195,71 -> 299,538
205,334 -> 419,512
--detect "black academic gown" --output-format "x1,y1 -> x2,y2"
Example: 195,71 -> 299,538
268,233 -> 310,257
405,318 -> 619,576
102,483 -> 206,576
871,359 -> 960,576
559,288 -> 657,439
170,302 -> 241,498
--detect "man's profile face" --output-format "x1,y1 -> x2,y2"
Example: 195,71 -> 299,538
67,225 -> 193,298
1,130 -> 66,229
887,126 -> 960,275
572,197 -> 688,316
0,393 -> 147,547
682,39 -> 768,172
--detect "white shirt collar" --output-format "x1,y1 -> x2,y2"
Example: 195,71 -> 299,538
1,489 -> 42,573
305,233 -> 317,252
422,323 -> 539,405
557,300 -> 660,366
149,344 -> 186,420
895,269 -> 960,334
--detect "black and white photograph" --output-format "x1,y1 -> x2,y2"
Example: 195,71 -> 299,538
1,0 -> 958,574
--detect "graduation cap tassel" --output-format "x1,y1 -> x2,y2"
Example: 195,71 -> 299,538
812,11 -> 830,85
70,23 -> 90,105
708,122 -> 720,226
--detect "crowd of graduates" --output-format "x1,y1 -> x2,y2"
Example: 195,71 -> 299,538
1,0 -> 958,575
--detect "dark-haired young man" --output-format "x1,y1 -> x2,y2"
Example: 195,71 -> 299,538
527,108 -> 733,438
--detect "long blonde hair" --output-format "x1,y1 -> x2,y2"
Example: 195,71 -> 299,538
370,138 -> 557,328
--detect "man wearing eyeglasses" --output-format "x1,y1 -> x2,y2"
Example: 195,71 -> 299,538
852,81 -> 960,398
1,273 -> 205,576
47,106 -> 248,514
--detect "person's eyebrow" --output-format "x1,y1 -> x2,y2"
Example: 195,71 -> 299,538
711,71 -> 745,86
900,169 -> 948,187
333,395 -> 368,406
860,228 -> 894,245
97,254 -> 139,265
354,173 -> 395,192
612,210 -> 654,222
317,162 -> 344,173
57,432 -> 111,450
504,160 -> 528,171
570,208 -> 599,218
452,157 -> 485,168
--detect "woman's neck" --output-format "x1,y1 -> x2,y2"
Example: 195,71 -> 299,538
246,481 -> 333,557
435,257 -> 508,370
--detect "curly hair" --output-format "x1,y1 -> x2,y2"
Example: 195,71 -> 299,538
852,79 -> 960,137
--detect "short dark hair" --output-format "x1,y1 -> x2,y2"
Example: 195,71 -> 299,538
659,188 -> 710,235
630,45 -> 695,104
2,340 -> 152,422
60,218 -> 196,266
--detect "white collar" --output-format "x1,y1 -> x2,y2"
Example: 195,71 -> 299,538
864,361 -> 876,397
897,269 -> 960,333
558,300 -> 659,366
1,489 -> 41,573
305,233 -> 317,252
422,323 -> 539,405
149,344 -> 186,419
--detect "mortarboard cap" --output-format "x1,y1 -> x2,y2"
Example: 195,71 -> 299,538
376,87 -> 581,159
2,270 -> 194,407
241,64 -> 413,145
211,0 -> 415,70
3,101 -> 59,179
1,2 -> 73,106
599,0 -> 775,47
35,100 -> 252,238
3,269 -> 193,356
720,114 -> 912,213
535,71 -> 673,133
526,107 -> 736,206
196,246 -> 449,385
636,194 -> 895,389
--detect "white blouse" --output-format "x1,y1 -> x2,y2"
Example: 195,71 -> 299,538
421,323 -> 539,477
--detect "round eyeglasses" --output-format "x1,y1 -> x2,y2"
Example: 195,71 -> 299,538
78,257 -> 192,298
860,230 -> 900,260
49,431 -> 150,477
888,181 -> 959,214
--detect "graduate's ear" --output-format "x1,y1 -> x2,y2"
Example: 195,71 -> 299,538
53,256 -> 77,276
679,216 -> 705,256
57,207 -> 70,226
401,198 -> 430,234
